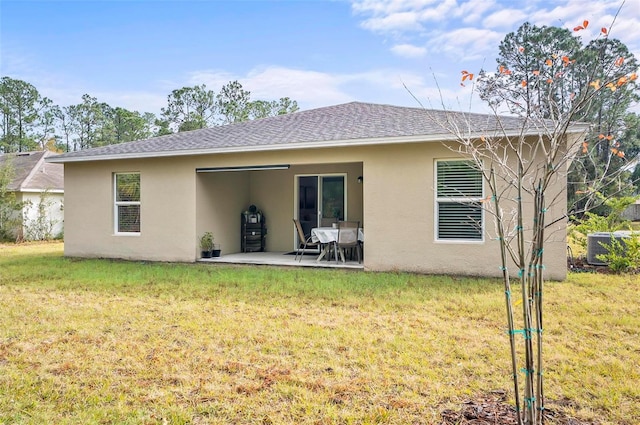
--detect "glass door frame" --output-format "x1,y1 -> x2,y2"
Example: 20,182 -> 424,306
294,173 -> 347,250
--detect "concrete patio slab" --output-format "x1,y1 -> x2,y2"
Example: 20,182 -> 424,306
198,251 -> 364,269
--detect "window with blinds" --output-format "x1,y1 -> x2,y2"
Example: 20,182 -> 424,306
114,173 -> 140,234
436,160 -> 483,241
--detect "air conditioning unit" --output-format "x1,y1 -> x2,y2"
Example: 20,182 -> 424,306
586,232 -> 631,265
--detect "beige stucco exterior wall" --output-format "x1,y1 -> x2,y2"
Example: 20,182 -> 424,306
62,138 -> 568,280
359,141 -> 567,280
196,170 -> 249,254
64,157 -> 198,261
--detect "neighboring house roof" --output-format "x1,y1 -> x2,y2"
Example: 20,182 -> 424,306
47,102 -> 590,163
0,151 -> 64,192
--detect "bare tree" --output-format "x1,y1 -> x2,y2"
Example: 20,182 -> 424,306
427,12 -> 637,425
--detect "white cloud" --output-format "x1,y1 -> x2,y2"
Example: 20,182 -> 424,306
185,70 -> 237,91
416,0 -> 459,22
352,0 -> 440,17
428,27 -> 503,61
605,17 -> 640,59
353,0 -> 459,33
529,0 -> 610,27
246,67 -> 354,108
242,67 -> 453,110
42,83 -> 168,116
457,0 -> 497,24
185,67 -> 353,110
391,43 -> 427,58
483,9 -> 528,29
98,91 -> 167,115
360,11 -> 424,32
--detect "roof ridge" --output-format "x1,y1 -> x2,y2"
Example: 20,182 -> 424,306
18,151 -> 47,190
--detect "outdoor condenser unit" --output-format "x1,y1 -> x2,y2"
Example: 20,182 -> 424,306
586,232 -> 630,265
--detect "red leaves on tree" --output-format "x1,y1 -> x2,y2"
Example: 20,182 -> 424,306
611,148 -> 625,158
460,70 -> 474,86
461,70 -> 474,80
573,20 -> 589,31
596,135 -> 625,158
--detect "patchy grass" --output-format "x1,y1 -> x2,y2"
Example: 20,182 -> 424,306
0,242 -> 638,424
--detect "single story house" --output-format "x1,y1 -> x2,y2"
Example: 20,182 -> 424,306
1,150 -> 64,240
47,102 -> 586,280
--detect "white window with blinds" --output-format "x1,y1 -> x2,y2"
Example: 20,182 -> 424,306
435,160 -> 483,241
114,172 -> 140,234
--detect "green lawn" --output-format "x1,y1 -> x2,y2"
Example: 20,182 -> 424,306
1,242 -> 638,424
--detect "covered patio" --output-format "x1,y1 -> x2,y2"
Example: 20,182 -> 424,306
196,160 -> 364,258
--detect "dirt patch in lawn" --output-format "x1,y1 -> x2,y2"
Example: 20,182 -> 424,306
440,391 -> 597,425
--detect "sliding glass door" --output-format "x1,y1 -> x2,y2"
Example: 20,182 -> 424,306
296,174 -> 346,246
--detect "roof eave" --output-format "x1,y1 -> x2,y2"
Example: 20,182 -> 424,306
19,188 -> 64,194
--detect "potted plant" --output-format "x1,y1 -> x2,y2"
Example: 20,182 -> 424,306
200,232 -> 214,258
212,243 -> 222,257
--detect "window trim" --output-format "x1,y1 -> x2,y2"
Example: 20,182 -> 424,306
434,159 -> 484,243
114,172 -> 141,235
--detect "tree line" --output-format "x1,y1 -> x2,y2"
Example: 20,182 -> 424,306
0,78 -> 298,153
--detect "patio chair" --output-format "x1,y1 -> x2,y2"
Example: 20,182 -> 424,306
293,219 -> 320,262
334,221 -> 361,263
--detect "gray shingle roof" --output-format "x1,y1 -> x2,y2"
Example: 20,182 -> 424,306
0,151 -> 64,191
47,102 -> 585,163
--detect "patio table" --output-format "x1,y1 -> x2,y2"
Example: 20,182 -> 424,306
311,227 -> 364,261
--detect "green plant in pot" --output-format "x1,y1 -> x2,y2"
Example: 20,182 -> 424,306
200,232 -> 214,258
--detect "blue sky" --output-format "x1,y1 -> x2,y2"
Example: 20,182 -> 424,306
1,0 -> 639,116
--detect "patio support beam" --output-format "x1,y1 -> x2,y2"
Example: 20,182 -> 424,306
196,164 -> 290,173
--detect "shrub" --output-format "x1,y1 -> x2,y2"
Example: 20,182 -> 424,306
22,191 -> 59,241
570,195 -> 638,250
597,232 -> 640,273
